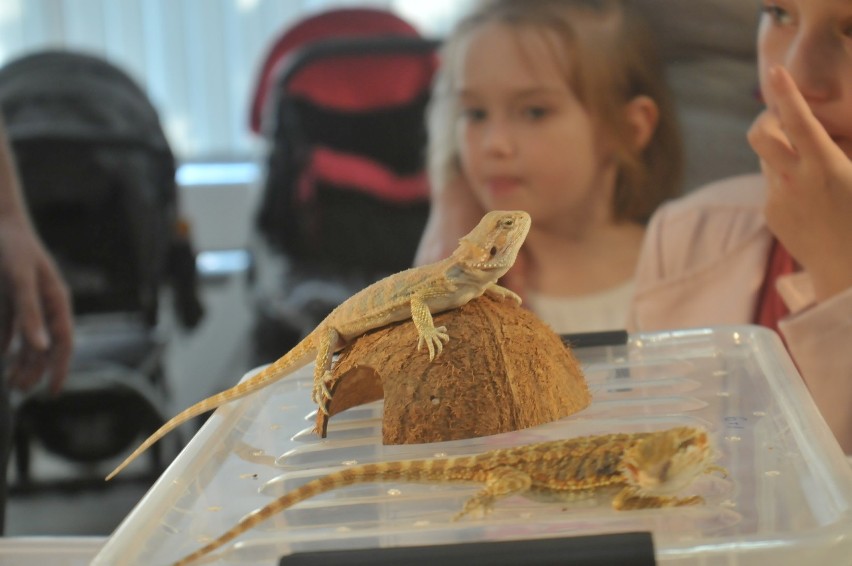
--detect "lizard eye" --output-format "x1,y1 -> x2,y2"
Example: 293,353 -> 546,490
502,219 -> 514,227
489,246 -> 498,257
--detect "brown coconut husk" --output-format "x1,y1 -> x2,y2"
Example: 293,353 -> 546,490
315,294 -> 590,444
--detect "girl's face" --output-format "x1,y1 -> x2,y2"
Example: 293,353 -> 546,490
758,0 -> 852,158
454,21 -> 617,233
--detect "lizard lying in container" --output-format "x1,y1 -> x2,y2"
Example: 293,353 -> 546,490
172,425 -> 726,566
106,210 -> 531,481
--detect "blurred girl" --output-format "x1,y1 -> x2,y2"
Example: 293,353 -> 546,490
414,0 -> 682,334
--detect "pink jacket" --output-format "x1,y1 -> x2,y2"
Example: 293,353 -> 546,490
628,174 -> 852,454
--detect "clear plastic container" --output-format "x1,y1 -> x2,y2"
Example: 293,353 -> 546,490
0,536 -> 105,566
92,325 -> 852,565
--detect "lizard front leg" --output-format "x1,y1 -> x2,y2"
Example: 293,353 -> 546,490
410,294 -> 449,361
311,327 -> 339,415
454,467 -> 532,520
484,283 -> 522,305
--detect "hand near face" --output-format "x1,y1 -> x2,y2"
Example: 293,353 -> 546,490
747,65 -> 852,302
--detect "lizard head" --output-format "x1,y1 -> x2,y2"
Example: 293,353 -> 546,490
619,426 -> 717,496
453,210 -> 531,275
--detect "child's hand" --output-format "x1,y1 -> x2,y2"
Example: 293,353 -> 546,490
747,65 -> 852,302
0,217 -> 73,394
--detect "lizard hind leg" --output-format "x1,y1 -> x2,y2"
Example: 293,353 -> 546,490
454,467 -> 532,520
311,327 -> 340,415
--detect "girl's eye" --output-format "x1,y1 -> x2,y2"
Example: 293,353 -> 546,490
761,3 -> 792,26
523,106 -> 550,120
461,107 -> 487,122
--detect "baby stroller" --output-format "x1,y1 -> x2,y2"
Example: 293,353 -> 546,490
0,50 -> 203,489
249,7 -> 439,363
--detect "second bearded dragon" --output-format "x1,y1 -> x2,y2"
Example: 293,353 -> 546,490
172,425 -> 726,566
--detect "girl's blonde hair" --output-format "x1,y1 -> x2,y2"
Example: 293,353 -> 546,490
428,0 -> 683,223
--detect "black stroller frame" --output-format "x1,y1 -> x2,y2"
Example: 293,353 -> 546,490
250,9 -> 440,364
0,49 -> 203,491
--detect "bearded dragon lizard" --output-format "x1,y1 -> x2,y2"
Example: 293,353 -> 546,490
105,210 -> 531,481
172,425 -> 725,566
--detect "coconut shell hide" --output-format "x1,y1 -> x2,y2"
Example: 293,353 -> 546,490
315,294 -> 590,444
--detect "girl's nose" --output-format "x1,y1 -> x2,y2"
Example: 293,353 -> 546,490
784,31 -> 839,103
483,120 -> 515,156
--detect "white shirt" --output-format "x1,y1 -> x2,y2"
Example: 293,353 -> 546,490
526,280 -> 634,335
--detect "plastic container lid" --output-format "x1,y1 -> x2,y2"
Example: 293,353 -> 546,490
92,325 -> 852,565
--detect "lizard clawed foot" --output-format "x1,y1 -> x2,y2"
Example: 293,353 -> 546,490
454,467 -> 529,520
453,496 -> 493,521
612,487 -> 704,510
417,325 -> 449,361
311,371 -> 334,415
707,464 -> 729,479
317,399 -> 330,416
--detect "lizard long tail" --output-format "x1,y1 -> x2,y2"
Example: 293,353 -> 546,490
172,459 -> 479,566
105,339 -> 317,481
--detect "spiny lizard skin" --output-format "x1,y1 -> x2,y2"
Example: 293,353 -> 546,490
173,425 -> 725,566
106,210 -> 531,481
